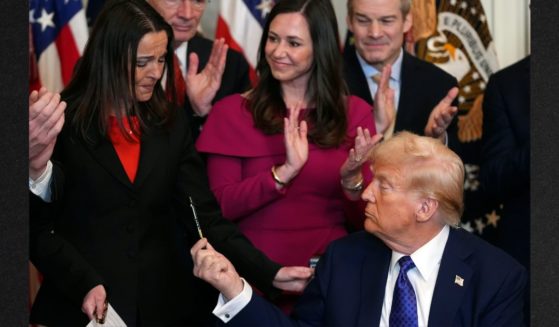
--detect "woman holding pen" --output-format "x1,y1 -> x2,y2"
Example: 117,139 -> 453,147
28,0 -> 311,325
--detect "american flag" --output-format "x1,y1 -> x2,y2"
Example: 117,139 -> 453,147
29,0 -> 88,92
216,0 -> 275,84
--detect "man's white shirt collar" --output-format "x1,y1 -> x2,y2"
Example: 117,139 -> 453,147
162,41 -> 188,89
389,224 -> 450,282
175,41 -> 188,78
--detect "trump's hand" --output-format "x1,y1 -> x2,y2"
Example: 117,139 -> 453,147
191,238 -> 244,300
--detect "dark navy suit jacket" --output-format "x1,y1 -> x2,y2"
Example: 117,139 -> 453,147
226,228 -> 527,327
343,46 -> 461,153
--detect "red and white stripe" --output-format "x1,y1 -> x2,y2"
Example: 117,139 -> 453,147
217,1 -> 265,83
34,8 -> 88,92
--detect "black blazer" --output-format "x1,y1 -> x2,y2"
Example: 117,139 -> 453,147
343,47 -> 460,152
185,34 -> 252,140
480,56 -> 530,269
29,106 -> 280,326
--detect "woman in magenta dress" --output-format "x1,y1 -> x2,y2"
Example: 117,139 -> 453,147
196,0 -> 388,312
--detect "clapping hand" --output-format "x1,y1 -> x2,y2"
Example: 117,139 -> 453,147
424,87 -> 459,141
29,87 -> 66,180
186,38 -> 228,117
373,64 -> 395,135
272,103 -> 309,187
340,128 -> 383,198
340,127 -> 381,179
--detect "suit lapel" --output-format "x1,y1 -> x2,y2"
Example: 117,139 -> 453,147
186,34 -> 209,73
344,47 -> 374,105
428,229 -> 473,327
395,52 -> 419,132
80,120 -> 168,190
357,242 -> 391,326
81,125 -> 133,190
134,125 -> 167,189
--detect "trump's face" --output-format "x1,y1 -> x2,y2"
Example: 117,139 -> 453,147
361,165 -> 420,246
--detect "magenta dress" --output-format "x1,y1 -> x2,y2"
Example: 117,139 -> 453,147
196,94 -> 375,268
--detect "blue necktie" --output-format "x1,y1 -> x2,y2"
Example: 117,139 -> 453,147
389,256 -> 418,327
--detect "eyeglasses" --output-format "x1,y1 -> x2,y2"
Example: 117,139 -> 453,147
162,0 -> 206,10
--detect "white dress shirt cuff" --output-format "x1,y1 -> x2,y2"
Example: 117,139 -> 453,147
29,160 -> 53,202
213,278 -> 253,323
442,131 -> 449,146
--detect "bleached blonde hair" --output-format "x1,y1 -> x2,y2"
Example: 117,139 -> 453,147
371,131 -> 465,226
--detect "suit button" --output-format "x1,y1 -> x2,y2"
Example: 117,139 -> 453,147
126,224 -> 135,233
128,250 -> 137,258
128,200 -> 137,207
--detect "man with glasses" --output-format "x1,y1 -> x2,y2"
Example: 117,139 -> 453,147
148,0 -> 251,140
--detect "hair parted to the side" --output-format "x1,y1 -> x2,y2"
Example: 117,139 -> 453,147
371,131 -> 465,226
248,0 -> 349,148
61,0 -> 175,143
347,0 -> 411,18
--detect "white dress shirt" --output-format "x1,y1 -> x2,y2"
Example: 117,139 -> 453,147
29,160 -> 53,202
213,278 -> 252,323
379,225 -> 450,327
161,41 -> 189,89
175,41 -> 188,79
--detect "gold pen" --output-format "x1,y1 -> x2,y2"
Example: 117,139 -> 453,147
96,299 -> 108,324
189,196 -> 204,240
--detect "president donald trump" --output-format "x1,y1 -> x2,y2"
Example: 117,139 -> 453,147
191,131 -> 527,327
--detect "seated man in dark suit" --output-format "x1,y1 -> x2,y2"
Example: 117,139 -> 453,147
192,131 -> 527,326
344,0 -> 460,150
147,0 -> 251,139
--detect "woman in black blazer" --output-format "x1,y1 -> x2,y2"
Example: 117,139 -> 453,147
28,0 -> 311,325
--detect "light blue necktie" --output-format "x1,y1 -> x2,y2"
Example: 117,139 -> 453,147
389,256 -> 418,327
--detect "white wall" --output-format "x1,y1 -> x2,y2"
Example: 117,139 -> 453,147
480,0 -> 530,69
200,0 -> 531,70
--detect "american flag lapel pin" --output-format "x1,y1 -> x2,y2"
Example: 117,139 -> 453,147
454,275 -> 464,287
